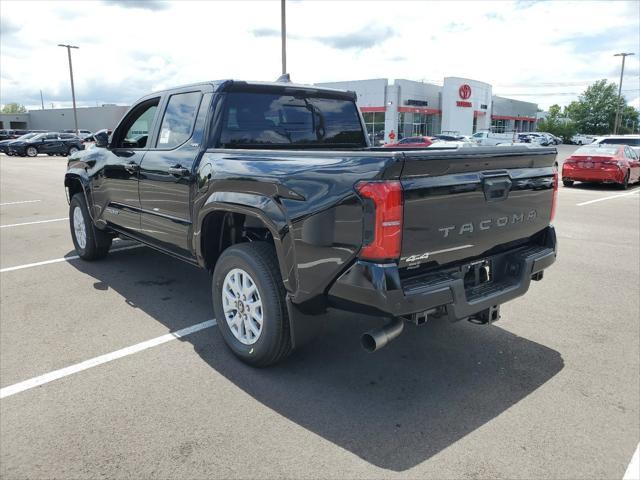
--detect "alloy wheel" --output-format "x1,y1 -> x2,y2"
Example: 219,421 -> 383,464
222,268 -> 264,345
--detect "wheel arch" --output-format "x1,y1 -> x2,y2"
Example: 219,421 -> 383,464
195,192 -> 296,295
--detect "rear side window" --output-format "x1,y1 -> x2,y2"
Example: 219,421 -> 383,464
156,91 -> 202,148
218,92 -> 366,148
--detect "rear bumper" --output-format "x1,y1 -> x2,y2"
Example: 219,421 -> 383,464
562,166 -> 624,183
328,226 -> 557,321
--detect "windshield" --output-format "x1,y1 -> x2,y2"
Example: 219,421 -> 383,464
15,133 -> 38,141
218,92 -> 366,148
574,146 -> 618,156
28,133 -> 45,141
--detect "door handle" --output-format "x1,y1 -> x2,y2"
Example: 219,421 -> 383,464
168,166 -> 189,176
124,162 -> 139,173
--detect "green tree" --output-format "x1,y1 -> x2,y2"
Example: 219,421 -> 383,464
1,103 -> 27,114
565,80 -> 639,134
537,104 -> 578,142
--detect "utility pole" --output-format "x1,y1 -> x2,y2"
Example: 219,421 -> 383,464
40,90 -> 44,110
58,44 -> 80,135
613,52 -> 634,134
281,0 -> 286,75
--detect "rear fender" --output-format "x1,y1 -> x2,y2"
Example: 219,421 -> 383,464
195,191 -> 296,294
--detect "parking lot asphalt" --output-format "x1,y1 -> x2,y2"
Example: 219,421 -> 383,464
1,145 -> 638,479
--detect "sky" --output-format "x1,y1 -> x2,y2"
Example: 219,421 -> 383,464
1,0 -> 639,112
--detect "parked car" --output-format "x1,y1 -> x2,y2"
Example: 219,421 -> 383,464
433,134 -> 464,142
470,131 -> 515,146
0,129 -> 19,141
562,144 -> 640,189
8,132 -> 85,157
62,129 -> 93,140
571,134 -> 595,145
590,134 -> 640,155
0,132 -> 41,155
383,135 -> 434,148
65,79 -> 557,366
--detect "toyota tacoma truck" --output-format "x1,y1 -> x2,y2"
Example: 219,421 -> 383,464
64,79 -> 558,366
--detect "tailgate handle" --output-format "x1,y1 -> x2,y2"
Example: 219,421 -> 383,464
483,177 -> 512,202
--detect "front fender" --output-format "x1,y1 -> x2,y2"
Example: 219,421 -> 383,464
194,191 -> 297,294
64,169 -> 98,222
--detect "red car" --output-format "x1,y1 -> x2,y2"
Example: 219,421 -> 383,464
383,135 -> 434,148
562,145 -> 640,189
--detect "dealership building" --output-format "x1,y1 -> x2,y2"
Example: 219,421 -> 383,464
316,77 -> 538,142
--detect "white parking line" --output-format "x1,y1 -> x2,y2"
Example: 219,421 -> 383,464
0,319 -> 217,399
0,200 -> 42,206
576,190 -> 639,206
0,217 -> 68,228
624,443 -> 640,480
0,244 -> 143,273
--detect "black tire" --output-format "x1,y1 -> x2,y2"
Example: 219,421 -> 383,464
68,146 -> 79,155
47,153 -> 54,156
563,180 -> 574,187
212,242 -> 291,367
69,193 -> 112,260
25,146 -> 38,157
619,171 -> 630,190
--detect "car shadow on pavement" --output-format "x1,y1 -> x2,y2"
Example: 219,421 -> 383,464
70,246 -> 564,472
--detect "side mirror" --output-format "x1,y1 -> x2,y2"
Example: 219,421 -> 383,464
94,129 -> 110,148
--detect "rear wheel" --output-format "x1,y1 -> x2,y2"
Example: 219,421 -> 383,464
563,180 -> 574,187
212,242 -> 291,367
69,193 -> 112,260
619,171 -> 630,190
26,146 -> 38,157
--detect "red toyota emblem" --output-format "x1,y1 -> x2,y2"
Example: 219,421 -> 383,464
459,84 -> 472,100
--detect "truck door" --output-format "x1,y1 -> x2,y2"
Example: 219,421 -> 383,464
97,97 -> 161,235
138,90 -> 211,258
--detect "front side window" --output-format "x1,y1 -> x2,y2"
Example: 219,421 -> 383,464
156,91 -> 202,148
218,92 -> 366,148
117,99 -> 160,148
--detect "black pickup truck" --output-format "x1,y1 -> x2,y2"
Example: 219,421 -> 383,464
65,79 -> 558,366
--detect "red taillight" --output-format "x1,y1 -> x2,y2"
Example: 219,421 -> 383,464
356,181 -> 403,260
550,169 -> 558,222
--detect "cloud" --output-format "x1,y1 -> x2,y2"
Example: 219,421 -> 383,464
312,25 -> 396,50
250,27 -> 280,37
0,17 -> 20,35
101,0 -> 169,11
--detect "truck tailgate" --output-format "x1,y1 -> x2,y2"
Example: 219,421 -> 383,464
399,146 -> 557,269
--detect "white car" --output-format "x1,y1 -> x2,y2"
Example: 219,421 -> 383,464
470,131 -> 516,146
590,135 -> 640,154
571,134 -> 595,145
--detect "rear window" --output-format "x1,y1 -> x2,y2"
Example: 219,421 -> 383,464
574,146 -> 618,156
218,92 -> 366,148
599,137 -> 640,146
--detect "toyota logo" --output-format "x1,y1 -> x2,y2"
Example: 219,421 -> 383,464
459,84 -> 472,100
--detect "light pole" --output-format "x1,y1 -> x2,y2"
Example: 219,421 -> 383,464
58,44 -> 79,136
281,0 -> 286,75
613,52 -> 634,134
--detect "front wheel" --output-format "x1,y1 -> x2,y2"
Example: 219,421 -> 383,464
26,146 -> 38,157
68,146 -> 79,155
212,242 -> 292,367
69,193 -> 112,260
563,180 -> 574,187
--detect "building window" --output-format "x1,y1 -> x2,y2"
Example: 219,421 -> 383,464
362,111 -> 386,143
491,119 -> 508,133
398,112 -> 435,138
